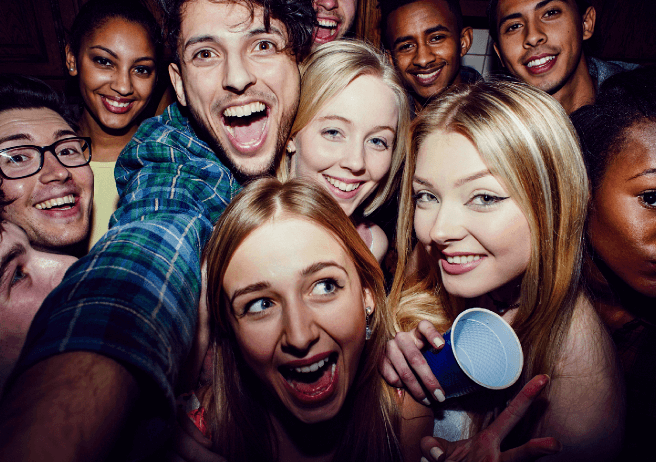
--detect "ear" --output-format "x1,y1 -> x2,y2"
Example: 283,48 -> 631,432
582,6 -> 596,41
384,49 -> 395,66
65,44 -> 78,76
168,62 -> 187,106
363,288 -> 375,316
493,42 -> 505,68
286,137 -> 298,175
460,27 -> 474,57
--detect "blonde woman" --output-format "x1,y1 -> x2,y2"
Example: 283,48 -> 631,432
381,80 -> 624,461
279,40 -> 410,262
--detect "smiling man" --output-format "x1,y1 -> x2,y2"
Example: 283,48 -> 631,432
312,0 -> 358,49
381,0 -> 478,112
489,0 -> 638,114
0,0 -> 314,459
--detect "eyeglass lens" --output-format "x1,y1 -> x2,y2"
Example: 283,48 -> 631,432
0,138 -> 90,179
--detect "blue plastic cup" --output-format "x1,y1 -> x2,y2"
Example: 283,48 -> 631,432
423,308 -> 523,399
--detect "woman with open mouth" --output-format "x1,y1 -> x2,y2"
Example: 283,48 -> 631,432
279,40 -> 411,263
65,0 -> 161,249
382,80 -> 624,461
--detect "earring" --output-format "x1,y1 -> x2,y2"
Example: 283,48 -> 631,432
69,67 -> 74,72
365,306 -> 373,341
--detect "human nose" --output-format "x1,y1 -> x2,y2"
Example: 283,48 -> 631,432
110,68 -> 134,96
281,298 -> 320,355
413,42 -> 436,68
338,142 -> 366,174
38,150 -> 71,184
524,20 -> 547,48
428,201 -> 466,245
314,0 -> 337,12
222,53 -> 256,93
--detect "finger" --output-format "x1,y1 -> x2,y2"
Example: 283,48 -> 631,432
416,320 -> 446,350
395,332 -> 445,403
386,337 -> 429,402
420,436 -> 448,461
379,352 -> 403,388
501,437 -> 561,462
485,375 -> 550,440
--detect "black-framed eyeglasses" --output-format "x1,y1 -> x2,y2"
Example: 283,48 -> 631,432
0,136 -> 92,180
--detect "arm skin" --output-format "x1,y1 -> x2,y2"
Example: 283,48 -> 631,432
0,352 -> 138,461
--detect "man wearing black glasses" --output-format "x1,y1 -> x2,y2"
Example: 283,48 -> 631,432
0,75 -> 93,257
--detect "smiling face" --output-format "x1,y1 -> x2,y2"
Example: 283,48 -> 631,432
169,0 -> 300,178
387,0 -> 471,104
223,217 -> 373,424
493,0 -> 593,97
67,18 -> 157,132
588,122 -> 656,298
312,0 -> 358,49
289,75 -> 398,217
412,130 -> 531,299
0,221 -> 76,394
0,108 -> 93,251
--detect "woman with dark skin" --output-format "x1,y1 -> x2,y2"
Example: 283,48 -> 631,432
571,66 -> 656,461
65,0 -> 161,247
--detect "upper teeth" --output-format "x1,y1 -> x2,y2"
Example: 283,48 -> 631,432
527,56 -> 555,68
446,255 -> 481,264
318,19 -> 337,29
104,98 -> 130,108
223,102 -> 266,118
35,194 -> 75,210
325,176 -> 361,192
294,357 -> 329,374
415,68 -> 441,82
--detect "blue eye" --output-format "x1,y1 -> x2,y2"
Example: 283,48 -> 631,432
245,298 -> 274,314
321,128 -> 342,140
311,278 -> 342,296
11,266 -> 26,287
369,137 -> 389,150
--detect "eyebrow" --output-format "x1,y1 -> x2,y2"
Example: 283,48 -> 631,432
317,115 -> 396,134
230,281 -> 270,305
0,243 -> 25,288
89,45 -> 155,63
627,168 -> 656,181
413,169 -> 491,189
183,25 -> 286,55
498,0 -> 557,29
301,261 -> 347,277
0,129 -> 78,148
393,24 -> 449,47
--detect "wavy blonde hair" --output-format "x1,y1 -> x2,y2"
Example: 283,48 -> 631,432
391,79 -> 589,400
278,39 -> 410,216
203,177 -> 402,462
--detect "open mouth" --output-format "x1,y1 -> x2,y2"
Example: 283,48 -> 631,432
222,102 -> 269,153
324,175 -> 362,193
412,64 -> 445,86
280,353 -> 338,400
101,96 -> 134,114
524,55 -> 557,75
445,255 -> 481,264
314,18 -> 339,43
34,194 -> 76,211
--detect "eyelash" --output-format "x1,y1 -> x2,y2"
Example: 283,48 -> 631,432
93,56 -> 112,67
468,193 -> 508,208
639,190 -> 656,207
11,266 -> 26,287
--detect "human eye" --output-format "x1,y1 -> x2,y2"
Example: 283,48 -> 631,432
192,48 -> 218,62
503,21 -> 523,34
310,278 -> 343,297
92,56 -> 112,67
368,136 -> 390,150
467,193 -> 508,209
639,190 -> 656,208
413,190 -> 438,204
321,128 -> 343,140
11,266 -> 27,287
253,39 -> 279,54
134,65 -> 154,76
243,297 -> 275,315
543,8 -> 561,19
56,139 -> 85,158
395,42 -> 414,53
429,34 -> 446,44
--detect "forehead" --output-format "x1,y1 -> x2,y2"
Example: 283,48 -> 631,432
83,17 -> 155,50
607,121 -> 656,177
0,108 -> 75,146
388,0 -> 457,37
496,0 -> 579,19
0,221 -> 29,252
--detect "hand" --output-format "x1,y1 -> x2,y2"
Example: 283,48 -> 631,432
167,401 -> 226,462
420,375 -> 561,462
380,320 -> 446,405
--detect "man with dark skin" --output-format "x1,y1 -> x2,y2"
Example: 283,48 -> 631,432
489,0 -> 637,114
381,0 -> 478,112
0,0 -> 314,460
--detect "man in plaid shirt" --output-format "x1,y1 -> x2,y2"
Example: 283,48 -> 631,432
0,0 -> 314,459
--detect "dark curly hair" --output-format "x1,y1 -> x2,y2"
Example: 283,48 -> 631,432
571,66 -> 656,193
165,0 -> 315,64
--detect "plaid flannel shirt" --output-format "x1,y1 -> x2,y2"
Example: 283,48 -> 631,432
13,103 -> 241,452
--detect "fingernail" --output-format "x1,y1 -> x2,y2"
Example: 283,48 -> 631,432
422,397 -> 431,406
433,337 -> 445,348
434,389 -> 445,402
430,446 -> 444,460
421,457 -> 430,462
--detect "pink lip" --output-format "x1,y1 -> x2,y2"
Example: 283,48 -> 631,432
411,65 -> 444,86
322,175 -> 363,201
222,106 -> 269,155
313,16 -> 341,44
524,54 -> 557,75
281,358 -> 338,405
34,196 -> 81,219
101,96 -> 135,114
283,352 -> 332,368
440,254 -> 485,275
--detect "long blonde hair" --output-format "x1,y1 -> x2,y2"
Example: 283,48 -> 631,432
391,79 -> 589,402
203,178 -> 401,461
278,39 -> 410,216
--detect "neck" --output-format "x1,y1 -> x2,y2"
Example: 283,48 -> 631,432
551,53 -> 596,114
78,109 -> 139,162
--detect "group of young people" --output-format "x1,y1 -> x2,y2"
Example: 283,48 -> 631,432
0,0 -> 653,461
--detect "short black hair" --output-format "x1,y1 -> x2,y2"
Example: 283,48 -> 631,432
0,74 -> 77,130
487,0 -> 590,43
165,0 -> 315,64
68,0 -> 162,62
571,66 -> 656,193
380,0 -> 464,49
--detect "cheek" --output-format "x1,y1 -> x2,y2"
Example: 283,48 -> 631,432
0,180 -> 30,203
233,324 -> 277,376
74,167 -> 94,196
294,136 -> 334,176
413,208 -> 434,245
365,152 -> 392,182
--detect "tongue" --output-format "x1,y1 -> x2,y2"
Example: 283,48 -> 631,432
292,366 -> 332,395
314,26 -> 336,42
231,117 -> 267,146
